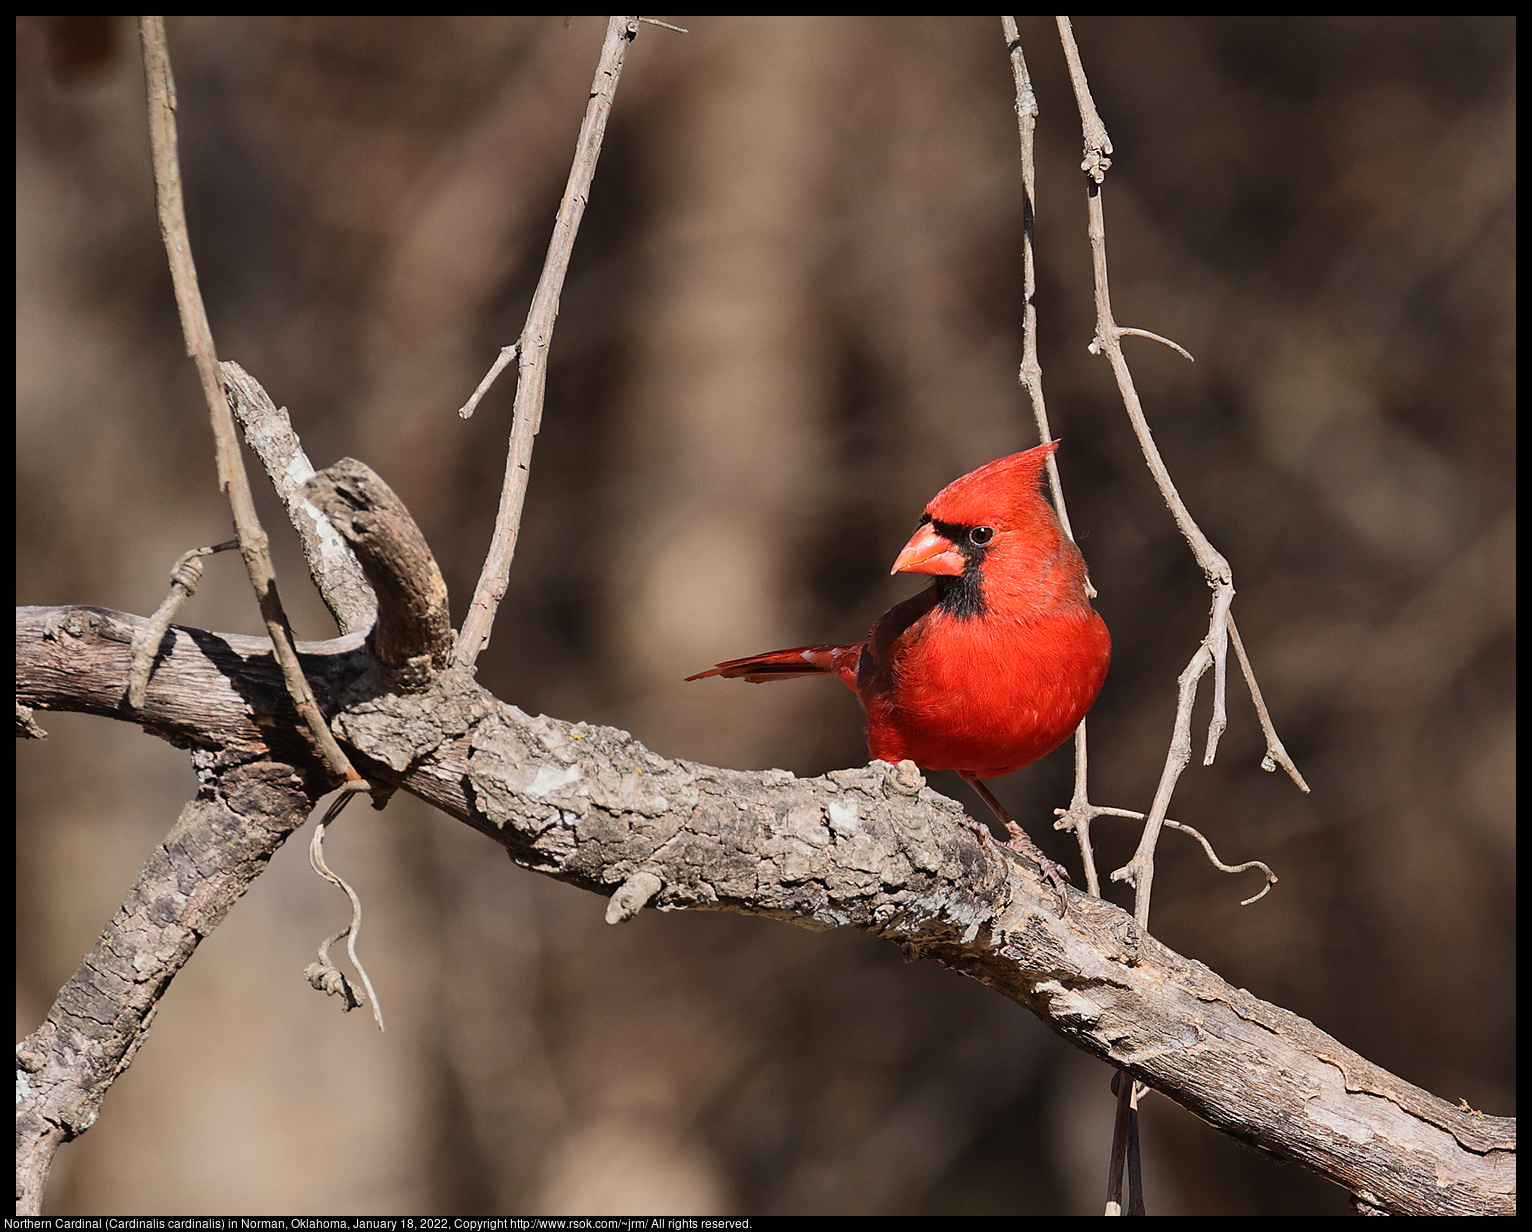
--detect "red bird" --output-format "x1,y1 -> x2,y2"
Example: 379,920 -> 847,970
687,441 -> 1110,901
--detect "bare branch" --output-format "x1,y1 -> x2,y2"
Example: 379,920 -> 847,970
1093,807 -> 1278,905
455,16 -> 641,669
1119,326 -> 1195,362
1054,17 -> 1305,927
306,458 -> 454,691
222,362 -> 376,635
126,539 -> 237,710
1231,614 -> 1311,793
15,602 -> 1515,1216
999,18 -> 1087,566
1001,17 -> 1105,896
15,743 -> 316,1214
1054,723 -> 1103,897
456,343 -> 519,420
15,702 -> 47,740
138,17 -> 361,787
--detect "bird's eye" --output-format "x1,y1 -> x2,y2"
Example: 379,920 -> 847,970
969,525 -> 995,546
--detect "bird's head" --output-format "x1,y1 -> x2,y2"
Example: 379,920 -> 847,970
891,440 -> 1062,578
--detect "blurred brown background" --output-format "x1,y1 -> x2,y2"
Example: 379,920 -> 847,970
16,15 -> 1513,1216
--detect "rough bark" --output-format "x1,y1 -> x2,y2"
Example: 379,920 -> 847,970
14,603 -> 1515,1215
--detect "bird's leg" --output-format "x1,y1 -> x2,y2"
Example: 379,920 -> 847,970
964,776 -> 1070,915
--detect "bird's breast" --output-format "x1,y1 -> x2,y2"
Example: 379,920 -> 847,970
863,605 -> 1110,778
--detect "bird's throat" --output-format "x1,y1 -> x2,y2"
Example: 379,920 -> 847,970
933,569 -> 986,620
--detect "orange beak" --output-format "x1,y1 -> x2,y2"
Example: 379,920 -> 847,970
891,521 -> 965,576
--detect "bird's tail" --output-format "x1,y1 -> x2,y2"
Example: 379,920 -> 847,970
686,643 -> 863,686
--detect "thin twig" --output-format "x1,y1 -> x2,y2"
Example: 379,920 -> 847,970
305,792 -> 385,1032
1127,1079 -> 1146,1216
139,17 -> 361,787
1230,614 -> 1310,792
1105,1070 -> 1148,1215
1000,18 -> 1086,561
1001,17 -> 1104,897
1055,16 -> 1303,928
455,16 -> 640,669
126,540 -> 237,709
1054,723 -> 1102,898
1092,807 -> 1278,905
457,344 -> 519,420
1120,326 -> 1195,362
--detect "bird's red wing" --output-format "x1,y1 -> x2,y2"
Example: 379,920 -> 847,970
865,585 -> 941,669
686,643 -> 863,686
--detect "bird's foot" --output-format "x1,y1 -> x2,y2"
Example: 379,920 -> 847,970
1001,820 -> 1071,916
963,777 -> 1071,916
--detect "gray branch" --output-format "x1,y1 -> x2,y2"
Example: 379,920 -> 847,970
15,741 -> 317,1213
14,603 -> 1514,1215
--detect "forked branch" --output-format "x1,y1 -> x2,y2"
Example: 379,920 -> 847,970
455,15 -> 642,669
1055,16 -> 1308,929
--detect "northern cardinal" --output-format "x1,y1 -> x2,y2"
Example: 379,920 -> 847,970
687,441 -> 1109,904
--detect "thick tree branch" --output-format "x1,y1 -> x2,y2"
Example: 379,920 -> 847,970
221,362 -> 376,636
15,602 -> 1514,1215
14,743 -> 318,1214
306,458 -> 453,692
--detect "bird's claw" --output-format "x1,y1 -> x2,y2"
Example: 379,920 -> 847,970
1001,822 -> 1070,916
965,815 -> 1070,917
1036,856 -> 1071,918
